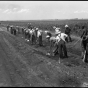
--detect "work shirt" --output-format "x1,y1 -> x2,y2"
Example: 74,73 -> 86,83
55,33 -> 68,43
26,29 -> 29,33
55,36 -> 61,43
28,29 -> 31,33
37,30 -> 42,37
60,33 -> 68,42
30,29 -> 34,35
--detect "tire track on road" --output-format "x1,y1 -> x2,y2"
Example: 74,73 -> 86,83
2,33 -> 54,87
0,33 -> 32,87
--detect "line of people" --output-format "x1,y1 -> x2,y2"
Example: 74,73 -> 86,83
6,23 -> 72,58
8,23 -> 88,63
7,24 -> 43,46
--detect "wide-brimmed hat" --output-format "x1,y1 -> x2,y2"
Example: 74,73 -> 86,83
65,25 -> 68,28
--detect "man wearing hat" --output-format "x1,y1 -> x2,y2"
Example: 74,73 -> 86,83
16,26 -> 20,34
13,26 -> 17,35
65,24 -> 72,42
34,27 -> 39,44
37,29 -> 43,46
22,27 -> 25,34
10,25 -> 13,34
7,24 -> 10,31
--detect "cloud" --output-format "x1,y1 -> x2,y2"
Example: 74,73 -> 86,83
3,9 -> 10,13
17,9 -> 30,13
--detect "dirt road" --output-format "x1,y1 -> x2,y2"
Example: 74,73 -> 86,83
0,28 -> 53,87
0,27 -> 88,87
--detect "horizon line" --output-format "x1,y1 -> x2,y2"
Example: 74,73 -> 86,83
1,18 -> 88,21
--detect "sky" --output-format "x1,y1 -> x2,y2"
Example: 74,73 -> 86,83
0,1 -> 88,20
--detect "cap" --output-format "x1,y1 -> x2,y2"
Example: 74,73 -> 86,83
65,25 -> 68,28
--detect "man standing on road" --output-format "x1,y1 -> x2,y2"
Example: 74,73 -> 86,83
10,26 -> 13,34
7,24 -> 10,31
65,25 -> 72,42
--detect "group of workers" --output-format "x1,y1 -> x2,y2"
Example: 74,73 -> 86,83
6,23 -> 88,63
7,23 -> 43,46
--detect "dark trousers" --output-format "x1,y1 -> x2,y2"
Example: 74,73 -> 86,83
38,35 -> 42,46
25,32 -> 29,39
18,29 -> 20,34
11,29 -> 13,34
85,45 -> 88,62
22,29 -> 24,34
53,40 -> 68,58
14,30 -> 16,35
28,33 -> 31,41
65,32 -> 72,42
31,34 -> 36,44
82,40 -> 88,62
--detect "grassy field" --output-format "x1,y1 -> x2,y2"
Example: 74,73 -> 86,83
1,19 -> 88,36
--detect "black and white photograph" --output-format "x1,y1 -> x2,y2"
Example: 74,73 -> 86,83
0,1 -> 88,87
